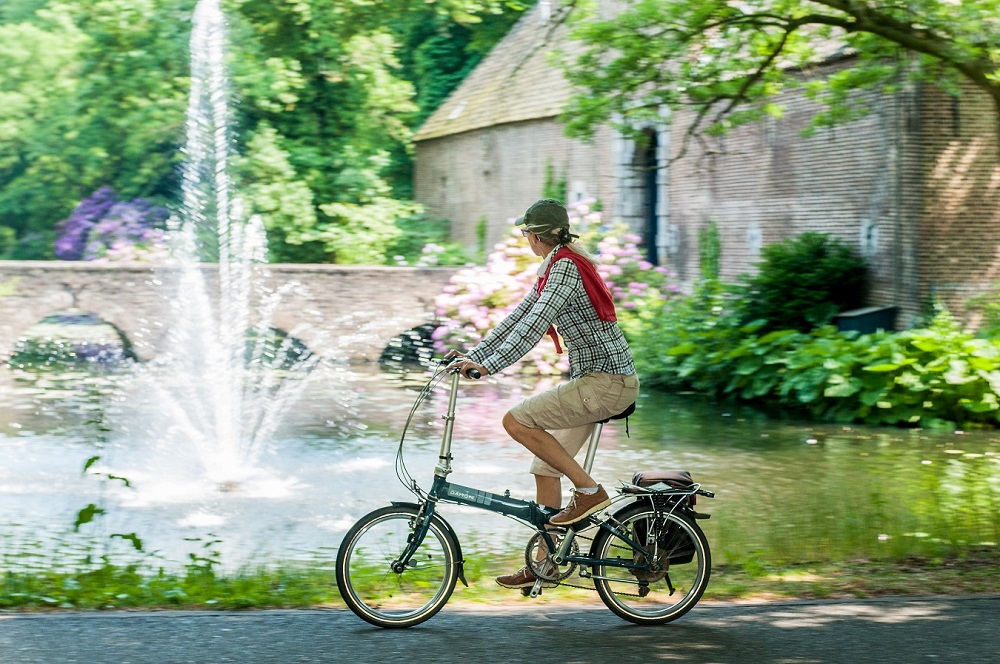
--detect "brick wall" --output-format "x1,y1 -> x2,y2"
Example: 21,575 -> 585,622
665,77 -> 999,326
916,85 -> 1000,324
0,262 -> 457,361
665,76 -> 928,323
414,119 -> 619,252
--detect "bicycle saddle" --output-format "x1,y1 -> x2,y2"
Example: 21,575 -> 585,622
598,402 -> 635,423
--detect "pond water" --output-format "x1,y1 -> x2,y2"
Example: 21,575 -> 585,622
2,360 -> 998,572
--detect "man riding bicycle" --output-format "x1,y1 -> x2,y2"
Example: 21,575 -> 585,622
452,198 -> 639,590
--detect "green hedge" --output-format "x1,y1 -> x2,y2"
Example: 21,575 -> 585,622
624,284 -> 1000,428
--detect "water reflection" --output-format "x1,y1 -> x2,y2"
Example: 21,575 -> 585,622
1,362 -> 997,571
9,310 -> 135,367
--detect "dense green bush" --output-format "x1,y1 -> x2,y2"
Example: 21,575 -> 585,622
742,232 -> 867,331
625,284 -> 1000,428
965,282 -> 1000,339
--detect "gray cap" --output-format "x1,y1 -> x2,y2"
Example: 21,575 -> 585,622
515,199 -> 570,234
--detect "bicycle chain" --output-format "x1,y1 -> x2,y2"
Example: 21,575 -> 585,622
534,531 -> 646,599
553,578 -> 644,599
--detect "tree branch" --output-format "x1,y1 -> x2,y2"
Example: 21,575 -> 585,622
809,0 -> 995,88
709,26 -> 795,127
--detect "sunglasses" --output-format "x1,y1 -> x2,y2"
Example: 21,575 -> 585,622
521,229 -> 532,237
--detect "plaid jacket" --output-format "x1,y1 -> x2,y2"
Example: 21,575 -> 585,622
469,248 -> 635,379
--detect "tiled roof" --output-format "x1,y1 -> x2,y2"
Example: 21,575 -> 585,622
413,2 -> 577,141
413,1 -> 855,142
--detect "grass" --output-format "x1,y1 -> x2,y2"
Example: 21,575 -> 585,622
1,548 -> 997,612
705,549 -> 1000,602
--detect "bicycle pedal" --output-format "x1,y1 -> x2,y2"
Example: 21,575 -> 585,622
520,587 -> 533,597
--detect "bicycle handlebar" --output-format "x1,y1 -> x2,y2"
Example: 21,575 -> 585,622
440,355 -> 481,380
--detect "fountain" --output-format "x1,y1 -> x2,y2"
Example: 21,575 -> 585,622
109,0 -> 322,493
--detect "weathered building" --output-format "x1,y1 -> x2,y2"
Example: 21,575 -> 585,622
413,1 -> 1000,325
412,1 -> 647,254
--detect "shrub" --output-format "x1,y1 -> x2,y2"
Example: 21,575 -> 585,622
629,289 -> 1000,428
386,212 -> 469,266
697,220 -> 721,280
742,232 -> 867,332
965,283 -> 1000,339
314,195 -> 415,265
3,231 -> 56,260
622,279 -> 747,391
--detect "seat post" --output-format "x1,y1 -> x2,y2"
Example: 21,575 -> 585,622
581,422 -> 604,475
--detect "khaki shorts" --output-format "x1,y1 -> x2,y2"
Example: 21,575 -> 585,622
509,372 -> 640,477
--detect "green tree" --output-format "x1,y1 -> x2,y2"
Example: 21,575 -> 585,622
0,0 -> 530,262
222,0 -> 531,261
395,2 -> 531,126
0,0 -> 192,258
389,1 -> 530,196
560,0 -> 1000,149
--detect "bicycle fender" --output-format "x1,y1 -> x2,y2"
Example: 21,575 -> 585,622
391,501 -> 468,587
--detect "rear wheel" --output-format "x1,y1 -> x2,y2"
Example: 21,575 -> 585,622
336,505 -> 460,628
590,502 -> 710,625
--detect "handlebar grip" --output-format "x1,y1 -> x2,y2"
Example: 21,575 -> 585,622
467,368 -> 482,380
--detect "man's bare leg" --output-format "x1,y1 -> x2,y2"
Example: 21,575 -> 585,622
532,474 -> 562,566
535,474 -> 561,509
503,412 -> 594,488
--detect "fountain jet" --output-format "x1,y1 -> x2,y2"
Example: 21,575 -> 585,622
128,0 -> 320,489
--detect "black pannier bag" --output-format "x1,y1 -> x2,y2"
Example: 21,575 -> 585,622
629,470 -> 698,565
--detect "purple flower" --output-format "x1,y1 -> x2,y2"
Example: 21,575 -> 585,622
54,187 -> 118,260
55,188 -> 170,262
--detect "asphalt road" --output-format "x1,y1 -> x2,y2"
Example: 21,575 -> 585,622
1,596 -> 998,664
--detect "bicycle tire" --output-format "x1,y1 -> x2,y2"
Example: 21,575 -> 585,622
590,501 -> 711,625
336,504 -> 460,628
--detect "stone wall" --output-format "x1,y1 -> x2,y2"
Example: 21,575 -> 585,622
0,262 -> 458,361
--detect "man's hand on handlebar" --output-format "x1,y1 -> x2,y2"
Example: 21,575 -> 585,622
457,360 -> 488,380
441,351 -> 488,379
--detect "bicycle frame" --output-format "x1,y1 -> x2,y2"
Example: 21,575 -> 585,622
394,370 -> 661,577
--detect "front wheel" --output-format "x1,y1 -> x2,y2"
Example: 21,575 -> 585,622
590,502 -> 711,625
336,504 -> 460,628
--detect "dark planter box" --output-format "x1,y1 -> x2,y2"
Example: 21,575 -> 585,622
834,306 -> 898,334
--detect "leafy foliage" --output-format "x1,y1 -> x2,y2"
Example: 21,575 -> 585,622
698,220 -> 721,280
0,1 -> 530,264
386,213 -> 470,267
965,283 -> 1000,339
741,232 -> 867,332
560,0 -> 1000,146
627,288 -> 1000,428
